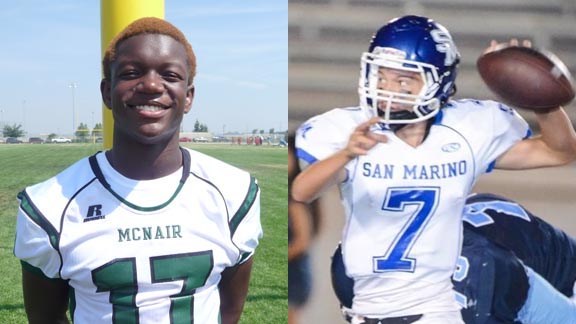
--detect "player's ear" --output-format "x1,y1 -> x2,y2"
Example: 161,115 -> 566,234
184,84 -> 194,114
100,79 -> 112,110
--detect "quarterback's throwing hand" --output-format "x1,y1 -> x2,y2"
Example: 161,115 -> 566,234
345,117 -> 388,158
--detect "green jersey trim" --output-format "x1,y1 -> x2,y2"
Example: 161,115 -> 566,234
21,260 -> 52,280
88,148 -> 191,212
229,176 -> 259,236
18,191 -> 60,251
69,285 -> 76,322
238,251 -> 252,264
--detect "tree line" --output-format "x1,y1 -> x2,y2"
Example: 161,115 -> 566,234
3,120 -> 280,139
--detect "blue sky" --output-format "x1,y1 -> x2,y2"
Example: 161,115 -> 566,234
0,0 -> 287,137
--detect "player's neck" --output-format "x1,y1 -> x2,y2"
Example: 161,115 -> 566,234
395,122 -> 427,147
106,142 -> 183,180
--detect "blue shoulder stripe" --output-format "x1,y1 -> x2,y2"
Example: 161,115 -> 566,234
524,128 -> 532,139
485,160 -> 496,173
296,148 -> 317,164
487,128 -> 532,173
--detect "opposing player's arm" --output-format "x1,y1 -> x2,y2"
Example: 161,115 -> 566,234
22,263 -> 70,324
219,257 -> 254,324
292,117 -> 386,203
496,108 -> 576,169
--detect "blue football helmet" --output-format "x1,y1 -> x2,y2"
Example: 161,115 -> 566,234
358,15 -> 461,124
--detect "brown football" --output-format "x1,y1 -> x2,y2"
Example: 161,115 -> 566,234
477,45 -> 575,110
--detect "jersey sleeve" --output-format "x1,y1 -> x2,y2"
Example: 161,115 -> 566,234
465,101 -> 530,175
14,190 -> 63,279
295,111 -> 351,166
487,102 -> 530,167
229,176 -> 262,265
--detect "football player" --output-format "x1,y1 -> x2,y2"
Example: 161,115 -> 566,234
292,15 -> 576,324
332,193 -> 576,324
14,17 -> 262,324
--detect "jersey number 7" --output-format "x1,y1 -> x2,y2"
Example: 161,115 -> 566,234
373,187 -> 439,272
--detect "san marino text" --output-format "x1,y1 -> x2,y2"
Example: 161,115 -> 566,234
362,160 -> 467,180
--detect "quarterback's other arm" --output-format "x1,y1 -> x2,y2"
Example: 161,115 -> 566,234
22,263 -> 70,324
292,117 -> 386,203
488,41 -> 576,169
496,107 -> 576,169
219,257 -> 254,324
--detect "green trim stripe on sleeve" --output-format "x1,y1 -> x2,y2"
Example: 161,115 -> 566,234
229,176 -> 259,236
69,285 -> 76,322
238,251 -> 252,264
20,260 -> 52,279
21,260 -> 66,283
18,191 -> 60,251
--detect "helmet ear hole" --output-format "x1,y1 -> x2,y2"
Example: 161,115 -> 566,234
358,15 -> 460,125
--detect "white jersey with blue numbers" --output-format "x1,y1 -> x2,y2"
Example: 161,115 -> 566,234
296,100 -> 529,318
14,147 -> 262,324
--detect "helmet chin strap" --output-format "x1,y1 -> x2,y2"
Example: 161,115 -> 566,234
377,110 -> 418,131
377,109 -> 435,136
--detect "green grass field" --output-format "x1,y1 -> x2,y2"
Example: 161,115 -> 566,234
0,143 -> 287,323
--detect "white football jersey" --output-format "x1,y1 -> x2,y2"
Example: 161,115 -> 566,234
14,147 -> 262,324
296,100 -> 529,317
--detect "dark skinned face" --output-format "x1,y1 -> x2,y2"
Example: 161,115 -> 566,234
101,34 -> 194,145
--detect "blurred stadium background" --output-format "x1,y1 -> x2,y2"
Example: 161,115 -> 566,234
288,0 -> 576,322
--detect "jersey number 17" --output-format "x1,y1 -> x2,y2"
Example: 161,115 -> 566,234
91,251 -> 213,324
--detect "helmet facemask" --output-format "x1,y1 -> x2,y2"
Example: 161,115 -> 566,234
358,50 -> 445,125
